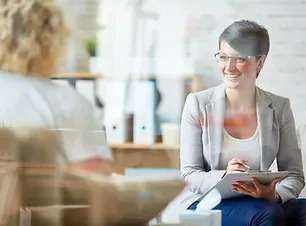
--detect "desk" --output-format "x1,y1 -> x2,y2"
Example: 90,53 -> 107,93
110,143 -> 180,174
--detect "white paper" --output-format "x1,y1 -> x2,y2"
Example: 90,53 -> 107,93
196,189 -> 221,212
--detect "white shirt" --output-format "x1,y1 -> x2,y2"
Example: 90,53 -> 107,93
0,71 -> 111,162
219,127 -> 260,170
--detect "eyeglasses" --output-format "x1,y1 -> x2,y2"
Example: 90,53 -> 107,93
214,52 -> 264,65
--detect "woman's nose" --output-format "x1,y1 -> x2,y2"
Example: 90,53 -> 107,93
225,58 -> 237,71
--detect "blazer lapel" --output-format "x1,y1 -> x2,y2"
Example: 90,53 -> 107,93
205,85 -> 274,170
205,85 -> 225,169
256,87 -> 274,170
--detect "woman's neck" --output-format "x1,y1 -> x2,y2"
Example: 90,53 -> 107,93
225,87 -> 256,113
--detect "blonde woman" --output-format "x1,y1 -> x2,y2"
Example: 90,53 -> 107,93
0,0 -> 112,173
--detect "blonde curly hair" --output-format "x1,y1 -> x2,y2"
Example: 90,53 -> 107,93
0,0 -> 68,77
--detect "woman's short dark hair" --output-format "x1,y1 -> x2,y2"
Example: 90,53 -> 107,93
219,20 -> 270,57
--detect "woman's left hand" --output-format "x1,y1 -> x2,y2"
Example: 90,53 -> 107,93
232,177 -> 279,201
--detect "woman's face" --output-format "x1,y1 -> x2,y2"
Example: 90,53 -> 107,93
218,41 -> 264,90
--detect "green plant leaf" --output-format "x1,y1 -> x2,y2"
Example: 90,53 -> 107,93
85,37 -> 97,57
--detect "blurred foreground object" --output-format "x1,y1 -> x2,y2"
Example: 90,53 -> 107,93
0,127 -> 65,164
0,164 -> 184,226
110,143 -> 179,174
66,171 -> 185,226
0,127 -> 184,226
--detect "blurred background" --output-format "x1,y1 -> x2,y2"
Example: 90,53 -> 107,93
54,0 -> 306,134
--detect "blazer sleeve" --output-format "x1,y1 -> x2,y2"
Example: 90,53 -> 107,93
276,99 -> 305,202
180,93 -> 226,195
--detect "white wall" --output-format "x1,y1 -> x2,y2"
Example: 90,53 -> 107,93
225,0 -> 306,126
56,0 -> 306,126
56,0 -> 100,72
98,0 -> 306,126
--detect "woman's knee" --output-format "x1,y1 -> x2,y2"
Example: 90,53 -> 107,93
218,197 -> 285,226
254,203 -> 285,226
283,198 -> 306,225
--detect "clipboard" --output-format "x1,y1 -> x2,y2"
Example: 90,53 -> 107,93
212,171 -> 288,199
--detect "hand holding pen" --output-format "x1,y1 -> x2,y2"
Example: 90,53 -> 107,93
226,158 -> 250,173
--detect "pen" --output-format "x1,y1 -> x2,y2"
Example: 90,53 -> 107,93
239,163 -> 250,171
244,164 -> 250,170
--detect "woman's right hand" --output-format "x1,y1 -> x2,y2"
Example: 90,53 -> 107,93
226,158 -> 250,173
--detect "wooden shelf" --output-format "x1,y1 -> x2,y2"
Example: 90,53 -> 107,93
51,72 -> 101,80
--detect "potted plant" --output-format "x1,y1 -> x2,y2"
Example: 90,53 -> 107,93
85,37 -> 100,74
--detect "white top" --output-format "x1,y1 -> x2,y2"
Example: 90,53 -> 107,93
219,127 -> 260,170
0,71 -> 111,162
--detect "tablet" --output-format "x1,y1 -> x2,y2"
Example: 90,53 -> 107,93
212,171 -> 288,199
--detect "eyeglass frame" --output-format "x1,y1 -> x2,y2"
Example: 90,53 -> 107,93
214,52 -> 265,65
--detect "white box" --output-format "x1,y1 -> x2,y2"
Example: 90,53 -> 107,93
104,80 -> 128,143
133,81 -> 156,144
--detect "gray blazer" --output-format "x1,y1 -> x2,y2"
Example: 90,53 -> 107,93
180,83 -> 304,208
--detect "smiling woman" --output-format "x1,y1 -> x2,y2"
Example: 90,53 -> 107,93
217,41 -> 265,92
179,20 -> 306,226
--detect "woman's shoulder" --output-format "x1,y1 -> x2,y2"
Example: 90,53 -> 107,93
189,83 -> 225,103
10,74 -> 95,116
257,87 -> 289,105
0,71 -> 78,101
256,87 -> 291,115
35,79 -> 93,110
